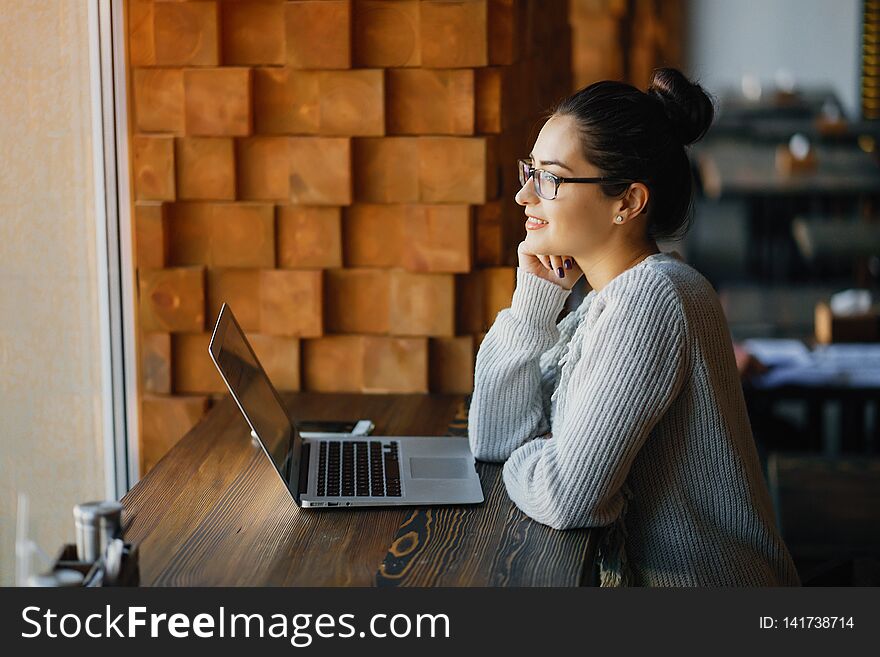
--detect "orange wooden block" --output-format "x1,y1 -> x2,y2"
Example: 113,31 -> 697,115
289,137 -> 352,205
418,137 -> 488,203
172,332 -> 227,394
352,137 -> 419,203
573,45 -> 623,88
301,336 -> 364,392
138,267 -> 205,333
480,133 -> 502,200
475,200 -> 504,266
133,135 -> 176,201
206,268 -> 322,336
345,204 -> 471,273
252,68 -> 319,134
277,206 -> 343,269
455,270 -> 485,334
209,203 -> 275,267
361,336 -> 428,393
390,270 -> 455,337
488,0 -> 519,66
285,0 -> 351,69
324,268 -> 391,334
153,1 -> 219,66
530,0 -> 570,51
167,203 -> 213,266
129,0 -> 156,66
133,68 -> 184,133
570,12 -> 620,49
254,70 -> 383,136
134,203 -> 168,269
403,205 -> 472,273
140,394 -> 209,475
220,1 -> 285,65
259,269 -> 323,337
175,137 -> 235,200
302,336 -> 427,393
482,266 -> 515,327
429,336 -> 475,394
318,70 -> 385,137
206,268 -> 262,332
184,67 -> 252,136
140,332 -> 171,395
385,68 -> 474,135
352,0 -> 420,67
420,0 -> 488,68
167,202 -> 275,268
341,204 -> 404,267
249,334 -> 301,391
497,62 -> 534,129
494,127 -> 525,201
236,137 -> 290,200
475,67 -> 505,134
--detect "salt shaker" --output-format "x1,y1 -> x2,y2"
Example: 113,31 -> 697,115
74,501 -> 123,562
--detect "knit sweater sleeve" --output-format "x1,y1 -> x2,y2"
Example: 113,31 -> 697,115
501,269 -> 688,530
467,267 -> 576,463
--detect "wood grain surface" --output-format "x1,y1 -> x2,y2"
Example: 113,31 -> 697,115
376,396 -> 599,586
122,392 -> 598,586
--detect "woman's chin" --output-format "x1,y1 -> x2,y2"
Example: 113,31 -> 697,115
525,230 -> 552,247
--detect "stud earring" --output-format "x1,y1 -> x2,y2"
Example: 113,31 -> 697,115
614,215 -> 624,224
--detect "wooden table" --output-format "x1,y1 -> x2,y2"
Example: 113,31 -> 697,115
121,392 -> 600,586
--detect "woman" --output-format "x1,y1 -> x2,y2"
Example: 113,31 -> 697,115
467,68 -> 801,587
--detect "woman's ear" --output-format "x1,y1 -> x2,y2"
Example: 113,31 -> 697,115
616,182 -> 650,218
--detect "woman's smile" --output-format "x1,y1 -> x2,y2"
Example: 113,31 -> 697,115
525,215 -> 549,230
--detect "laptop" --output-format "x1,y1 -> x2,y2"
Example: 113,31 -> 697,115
208,303 -> 484,508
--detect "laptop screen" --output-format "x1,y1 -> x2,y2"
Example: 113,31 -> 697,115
208,303 -> 303,499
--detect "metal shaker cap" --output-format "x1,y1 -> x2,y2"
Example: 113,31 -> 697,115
98,501 -> 123,527
74,501 -> 123,523
74,501 -> 105,523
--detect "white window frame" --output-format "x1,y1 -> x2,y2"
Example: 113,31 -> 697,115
88,0 -> 140,498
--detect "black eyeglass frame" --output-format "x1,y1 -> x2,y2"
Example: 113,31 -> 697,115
518,158 -> 638,200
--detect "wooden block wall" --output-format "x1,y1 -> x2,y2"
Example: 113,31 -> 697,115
569,0 -> 684,89
127,0 -> 572,477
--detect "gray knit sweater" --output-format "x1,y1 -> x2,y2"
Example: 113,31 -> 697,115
468,253 -> 801,587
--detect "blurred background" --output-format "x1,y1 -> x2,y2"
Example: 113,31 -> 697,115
1,0 -> 878,586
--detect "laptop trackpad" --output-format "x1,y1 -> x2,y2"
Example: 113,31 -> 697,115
409,457 -> 471,479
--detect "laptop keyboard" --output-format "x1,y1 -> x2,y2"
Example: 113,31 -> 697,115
316,440 -> 401,497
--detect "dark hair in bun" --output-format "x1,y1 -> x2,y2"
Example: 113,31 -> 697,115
647,68 -> 715,146
550,67 -> 717,241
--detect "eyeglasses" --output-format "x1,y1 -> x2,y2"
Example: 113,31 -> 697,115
518,158 -> 636,200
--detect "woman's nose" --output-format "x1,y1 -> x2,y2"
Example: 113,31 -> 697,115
515,179 -> 538,206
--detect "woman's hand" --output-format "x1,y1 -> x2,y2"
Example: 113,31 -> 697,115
517,240 -> 583,291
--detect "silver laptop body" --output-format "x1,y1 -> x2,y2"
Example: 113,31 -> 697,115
208,303 -> 484,508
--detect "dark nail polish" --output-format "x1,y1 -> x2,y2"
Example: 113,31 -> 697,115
557,267 -> 565,278
564,259 -> 572,269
